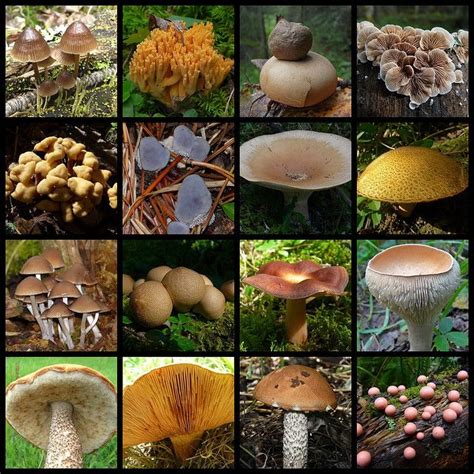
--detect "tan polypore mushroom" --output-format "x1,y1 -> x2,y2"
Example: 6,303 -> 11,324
243,260 -> 348,345
357,146 -> 468,216
260,52 -> 337,107
366,32 -> 402,65
254,365 -> 337,468
6,364 -> 116,468
162,267 -> 206,312
34,136 -> 58,152
146,265 -> 172,282
357,25 -> 381,62
129,281 -> 173,327
365,244 -> 461,351
192,286 -> 226,320
37,176 -> 67,195
240,130 -> 351,222
123,363 -> 234,462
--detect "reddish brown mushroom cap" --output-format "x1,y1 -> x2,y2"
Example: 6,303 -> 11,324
59,21 -> 97,55
11,27 -> 51,63
20,256 -> 54,276
42,247 -> 65,270
243,260 -> 348,299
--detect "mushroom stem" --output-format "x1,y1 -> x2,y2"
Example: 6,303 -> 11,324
73,54 -> 80,78
395,202 -> 417,217
170,431 -> 205,462
283,412 -> 308,468
45,401 -> 83,468
32,63 -> 41,85
286,299 -> 308,345
58,317 -> 75,350
405,319 -> 435,351
29,295 -> 49,340
283,191 -> 311,222
79,313 -> 88,347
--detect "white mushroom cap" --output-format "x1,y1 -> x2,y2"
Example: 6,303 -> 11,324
6,364 -> 116,453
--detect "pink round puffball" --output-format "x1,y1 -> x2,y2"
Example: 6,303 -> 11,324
399,395 -> 408,403
404,422 -> 417,435
398,385 -> 406,391
419,386 -> 434,400
448,402 -> 463,415
421,411 -> 432,420
385,405 -> 397,417
404,447 -> 416,459
417,375 -> 427,384
457,370 -> 468,381
357,450 -> 372,468
427,382 -> 436,389
404,407 -> 418,421
448,390 -> 460,402
442,408 -> 457,423
387,385 -> 399,395
424,406 -> 436,415
357,423 -> 364,437
416,432 -> 425,441
374,397 -> 388,410
432,426 -> 445,439
368,387 -> 380,397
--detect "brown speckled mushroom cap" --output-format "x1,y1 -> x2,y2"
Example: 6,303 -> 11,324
357,146 -> 468,203
59,21 -> 97,55
14,276 -> 48,298
254,365 -> 336,411
5,364 -> 116,453
49,281 -> 82,300
243,260 -> 348,299
42,248 -> 65,269
69,295 -> 102,314
41,301 -> 74,319
20,256 -> 54,276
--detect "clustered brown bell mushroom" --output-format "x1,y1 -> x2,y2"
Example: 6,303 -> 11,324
357,21 -> 468,109
129,22 -> 233,109
6,135 -> 116,225
11,247 -> 109,349
10,20 -> 97,107
123,266 -> 234,327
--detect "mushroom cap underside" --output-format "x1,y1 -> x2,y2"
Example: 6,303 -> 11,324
243,260 -> 349,299
6,364 -> 117,453
357,146 -> 468,203
240,130 -> 351,193
254,364 -> 337,411
122,363 -> 234,448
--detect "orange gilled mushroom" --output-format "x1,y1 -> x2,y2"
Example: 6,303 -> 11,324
129,23 -> 233,109
123,363 -> 234,463
243,260 -> 348,345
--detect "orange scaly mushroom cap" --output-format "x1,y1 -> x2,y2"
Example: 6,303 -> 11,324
123,363 -> 234,461
129,22 -> 233,108
243,260 -> 348,299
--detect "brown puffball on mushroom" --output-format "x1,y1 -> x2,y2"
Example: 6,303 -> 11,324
254,365 -> 337,469
162,267 -> 206,312
123,274 -> 135,296
129,281 -> 173,328
268,17 -> 313,61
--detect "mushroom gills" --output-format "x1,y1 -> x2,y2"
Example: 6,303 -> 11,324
283,412 -> 308,468
170,431 -> 205,462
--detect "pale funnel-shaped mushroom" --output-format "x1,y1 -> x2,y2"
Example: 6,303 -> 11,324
358,146 -> 468,217
243,260 -> 348,345
365,244 -> 461,351
240,130 -> 351,223
254,365 -> 337,468
123,363 -> 234,463
6,364 -> 116,468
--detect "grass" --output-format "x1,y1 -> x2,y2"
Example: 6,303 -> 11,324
240,240 -> 352,352
5,357 -> 117,468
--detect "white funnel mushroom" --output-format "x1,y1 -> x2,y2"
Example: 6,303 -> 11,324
175,175 -> 213,228
240,130 -> 351,222
137,136 -> 170,171
365,244 -> 461,351
6,364 -> 116,468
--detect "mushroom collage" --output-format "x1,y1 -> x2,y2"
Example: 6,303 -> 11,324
6,6 -> 117,117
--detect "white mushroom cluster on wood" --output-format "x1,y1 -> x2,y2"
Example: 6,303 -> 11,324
124,266 -> 233,327
12,247 -> 110,349
357,21 -> 468,109
6,136 -> 116,225
6,364 -> 116,468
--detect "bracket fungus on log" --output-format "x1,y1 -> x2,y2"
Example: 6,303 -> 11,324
365,244 -> 461,351
123,363 -> 234,462
240,130 -> 351,223
357,146 -> 468,216
6,364 -> 116,468
254,364 -> 337,468
243,260 -> 348,345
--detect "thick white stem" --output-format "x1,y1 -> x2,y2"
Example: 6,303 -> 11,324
283,191 -> 312,222
58,318 -> 74,350
405,320 -> 434,351
283,412 -> 308,468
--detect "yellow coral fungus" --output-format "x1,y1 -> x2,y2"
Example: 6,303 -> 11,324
129,22 -> 234,108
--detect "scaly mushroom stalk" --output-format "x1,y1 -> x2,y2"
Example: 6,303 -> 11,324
286,299 -> 308,345
283,412 -> 308,468
44,401 -> 83,468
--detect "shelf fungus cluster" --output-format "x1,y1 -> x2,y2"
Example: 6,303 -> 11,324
357,21 -> 468,109
6,136 -> 116,225
129,22 -> 234,109
11,247 -> 110,350
123,266 -> 234,327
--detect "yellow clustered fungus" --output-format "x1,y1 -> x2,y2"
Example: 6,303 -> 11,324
6,136 -> 116,224
129,22 -> 234,108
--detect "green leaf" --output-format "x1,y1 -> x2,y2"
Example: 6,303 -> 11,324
367,200 -> 381,211
169,15 -> 200,27
124,27 -> 150,46
412,138 -> 434,148
221,202 -> 234,220
434,334 -> 450,351
171,335 -> 196,351
169,316 -> 179,324
178,314 -> 192,323
122,315 -> 133,325
183,108 -> 198,117
122,80 -> 135,102
145,329 -> 168,344
123,98 -> 135,117
438,317 -> 453,334
357,215 -> 365,231
371,212 -> 382,227
131,93 -> 144,107
446,331 -> 468,347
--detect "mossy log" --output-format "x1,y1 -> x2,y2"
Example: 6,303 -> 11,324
357,373 -> 469,469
